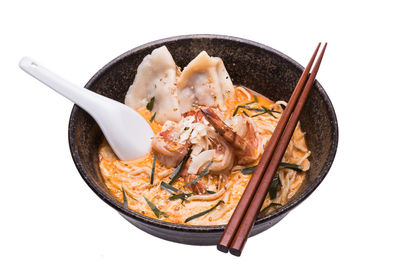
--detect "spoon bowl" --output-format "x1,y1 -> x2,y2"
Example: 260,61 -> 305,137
19,57 -> 154,160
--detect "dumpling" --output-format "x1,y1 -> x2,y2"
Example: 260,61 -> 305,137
125,46 -> 181,123
125,48 -> 235,121
177,51 -> 234,113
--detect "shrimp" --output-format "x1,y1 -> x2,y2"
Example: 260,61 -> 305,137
181,133 -> 233,194
151,129 -> 190,167
208,133 -> 234,173
184,174 -> 207,194
180,158 -> 207,194
201,108 -> 259,165
183,109 -> 204,122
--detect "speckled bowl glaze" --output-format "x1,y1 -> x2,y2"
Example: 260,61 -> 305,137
68,35 -> 338,245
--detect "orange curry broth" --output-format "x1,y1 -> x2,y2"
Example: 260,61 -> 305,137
98,86 -> 308,225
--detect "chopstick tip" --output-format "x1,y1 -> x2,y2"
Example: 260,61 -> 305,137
229,248 -> 242,257
217,244 -> 229,253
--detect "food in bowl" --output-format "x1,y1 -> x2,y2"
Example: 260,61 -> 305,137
98,46 -> 311,225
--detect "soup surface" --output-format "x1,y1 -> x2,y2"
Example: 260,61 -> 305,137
98,46 -> 310,225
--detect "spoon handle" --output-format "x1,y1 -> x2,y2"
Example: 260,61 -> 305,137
19,57 -> 114,116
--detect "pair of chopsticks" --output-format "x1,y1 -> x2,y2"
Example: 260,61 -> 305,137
217,43 -> 327,256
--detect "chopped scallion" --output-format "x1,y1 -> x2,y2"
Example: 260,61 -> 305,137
251,111 -> 268,118
168,193 -> 193,202
268,173 -> 281,200
150,153 -> 156,184
146,96 -> 155,111
121,187 -> 128,208
144,197 -> 169,218
160,181 -> 178,195
241,162 -> 303,176
184,200 -> 224,223
233,105 -> 265,117
183,160 -> 213,188
232,106 -> 240,117
169,149 -> 192,185
251,106 -> 281,118
244,94 -> 259,105
279,162 -> 304,172
245,106 -> 265,112
262,106 -> 280,118
150,112 -> 156,122
241,166 -> 257,175
259,203 -> 282,216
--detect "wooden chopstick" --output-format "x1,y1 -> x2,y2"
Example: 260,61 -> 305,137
217,43 -> 322,253
228,43 -> 327,256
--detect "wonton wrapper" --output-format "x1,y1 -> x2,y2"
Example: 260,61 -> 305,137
177,51 -> 234,113
125,46 -> 181,123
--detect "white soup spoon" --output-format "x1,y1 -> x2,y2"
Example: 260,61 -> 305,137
19,57 -> 154,160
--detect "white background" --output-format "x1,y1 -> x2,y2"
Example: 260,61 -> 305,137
1,0 -> 399,266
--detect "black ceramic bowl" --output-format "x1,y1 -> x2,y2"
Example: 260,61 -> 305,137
68,35 -> 338,245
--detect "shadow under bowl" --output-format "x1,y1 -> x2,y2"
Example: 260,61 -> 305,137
68,34 -> 338,245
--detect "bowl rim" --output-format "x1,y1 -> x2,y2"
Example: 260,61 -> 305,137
68,34 -> 338,233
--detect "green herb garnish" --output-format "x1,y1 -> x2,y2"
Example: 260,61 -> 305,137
149,112 -> 156,122
262,106 -> 280,118
244,106 -> 265,112
233,105 -> 264,116
146,96 -> 155,111
241,166 -> 257,175
268,173 -> 282,200
259,203 -> 282,216
150,153 -> 156,184
279,162 -> 304,172
168,193 -> 193,202
232,106 -> 240,117
161,182 -> 190,203
251,111 -> 268,117
263,106 -> 281,114
206,190 -> 216,194
169,149 -> 192,185
144,197 -> 169,218
243,110 -> 250,117
121,187 -> 128,208
244,94 -> 259,105
183,160 -> 213,188
240,163 -> 303,175
251,106 -> 280,118
160,181 -> 179,195
184,200 -> 224,223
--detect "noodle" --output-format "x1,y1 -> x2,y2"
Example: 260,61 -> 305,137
99,86 -> 310,225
